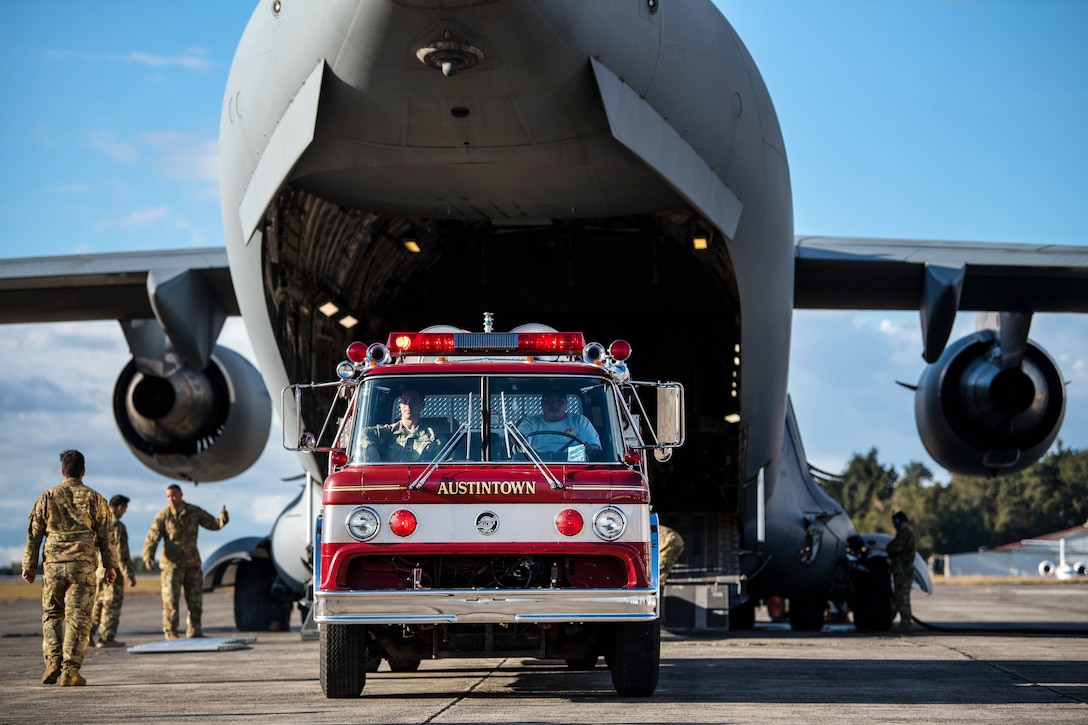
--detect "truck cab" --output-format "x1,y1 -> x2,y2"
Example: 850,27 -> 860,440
285,318 -> 683,698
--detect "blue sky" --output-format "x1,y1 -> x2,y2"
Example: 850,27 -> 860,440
1,1 -> 1086,565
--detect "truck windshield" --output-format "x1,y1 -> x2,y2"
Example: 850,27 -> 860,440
348,375 -> 626,464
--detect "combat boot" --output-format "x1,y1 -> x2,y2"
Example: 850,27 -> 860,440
164,631 -> 179,640
894,621 -> 913,633
60,670 -> 86,687
97,638 -> 126,648
41,661 -> 61,685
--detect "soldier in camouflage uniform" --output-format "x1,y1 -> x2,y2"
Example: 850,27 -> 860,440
89,494 -> 137,648
22,450 -> 118,686
143,484 -> 229,639
886,511 -> 917,633
359,387 -> 448,461
658,524 -> 685,585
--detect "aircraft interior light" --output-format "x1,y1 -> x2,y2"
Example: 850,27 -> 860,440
692,236 -> 709,250
339,315 -> 359,329
724,413 -> 742,424
318,301 -> 339,317
403,240 -> 421,253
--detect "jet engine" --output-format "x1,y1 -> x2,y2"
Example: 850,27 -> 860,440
915,330 -> 1065,477
1038,560 -> 1055,577
112,345 -> 271,482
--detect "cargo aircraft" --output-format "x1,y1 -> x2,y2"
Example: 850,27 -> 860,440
3,0 -> 1087,632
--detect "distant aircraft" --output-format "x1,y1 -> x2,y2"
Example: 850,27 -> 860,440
2,0 -> 1087,633
1023,538 -> 1088,580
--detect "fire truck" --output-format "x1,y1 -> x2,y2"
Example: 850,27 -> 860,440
284,315 -> 684,698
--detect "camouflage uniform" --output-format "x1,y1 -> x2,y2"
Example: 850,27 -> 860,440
360,420 -> 447,461
23,477 -> 117,681
90,514 -> 133,643
886,522 -> 917,631
658,525 -> 685,585
143,503 -> 228,638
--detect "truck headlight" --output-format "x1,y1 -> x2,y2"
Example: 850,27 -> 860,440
593,507 -> 626,541
346,506 -> 380,541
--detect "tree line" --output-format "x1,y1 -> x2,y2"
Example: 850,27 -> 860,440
820,443 -> 1088,559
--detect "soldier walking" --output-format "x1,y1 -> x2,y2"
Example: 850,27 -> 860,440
89,494 -> 137,648
886,511 -> 917,633
22,450 -> 118,686
143,484 -> 229,639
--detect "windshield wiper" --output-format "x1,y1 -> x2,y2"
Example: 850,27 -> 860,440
410,422 -> 467,490
503,422 -> 563,490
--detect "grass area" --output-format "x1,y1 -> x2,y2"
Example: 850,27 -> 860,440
0,575 -> 168,601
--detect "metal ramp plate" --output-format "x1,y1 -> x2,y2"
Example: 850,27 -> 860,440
127,637 -> 256,654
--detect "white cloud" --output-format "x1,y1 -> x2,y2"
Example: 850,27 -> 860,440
124,49 -> 214,72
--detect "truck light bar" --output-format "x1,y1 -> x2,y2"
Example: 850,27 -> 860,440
386,331 -> 587,356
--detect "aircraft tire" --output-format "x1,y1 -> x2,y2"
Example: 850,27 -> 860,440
728,599 -> 756,630
233,558 -> 291,632
851,572 -> 894,632
320,623 -> 366,698
387,656 -> 422,672
788,593 -> 826,632
609,621 -> 660,697
565,653 -> 600,670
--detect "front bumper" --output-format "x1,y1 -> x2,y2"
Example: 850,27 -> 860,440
314,587 -> 658,624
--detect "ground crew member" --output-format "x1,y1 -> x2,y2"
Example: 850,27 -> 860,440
658,524 -> 685,585
886,511 -> 917,633
22,450 -> 117,686
90,494 -> 137,648
143,484 -> 229,639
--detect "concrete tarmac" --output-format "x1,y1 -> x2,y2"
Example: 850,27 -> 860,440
1,581 -> 1086,723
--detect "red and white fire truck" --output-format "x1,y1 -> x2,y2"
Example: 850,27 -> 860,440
285,315 -> 684,698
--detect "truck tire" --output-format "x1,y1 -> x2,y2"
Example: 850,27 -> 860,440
234,558 -> 291,632
609,621 -> 660,697
320,624 -> 366,698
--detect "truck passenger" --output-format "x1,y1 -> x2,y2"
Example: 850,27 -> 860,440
359,387 -> 448,462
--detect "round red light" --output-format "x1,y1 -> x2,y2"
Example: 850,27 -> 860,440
330,449 -> 348,468
346,341 -> 368,363
554,508 -> 584,537
389,509 -> 418,537
609,339 -> 632,361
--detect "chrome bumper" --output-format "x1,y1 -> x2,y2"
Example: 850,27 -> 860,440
314,587 -> 658,624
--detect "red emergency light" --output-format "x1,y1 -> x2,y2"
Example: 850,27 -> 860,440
386,331 -> 587,356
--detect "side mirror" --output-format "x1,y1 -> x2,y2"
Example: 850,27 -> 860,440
298,432 -> 317,451
655,384 -> 684,446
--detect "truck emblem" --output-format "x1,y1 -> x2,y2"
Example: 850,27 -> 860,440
475,512 -> 498,536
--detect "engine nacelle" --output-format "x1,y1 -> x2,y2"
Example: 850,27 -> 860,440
1038,560 -> 1055,577
915,331 -> 1065,477
112,345 -> 271,482
1075,562 -> 1088,577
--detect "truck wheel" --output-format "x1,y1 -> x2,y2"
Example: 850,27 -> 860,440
320,624 -> 366,698
851,571 -> 893,632
609,621 -> 660,697
234,558 -> 292,632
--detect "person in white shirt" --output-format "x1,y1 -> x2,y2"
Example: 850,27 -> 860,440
517,388 -> 601,460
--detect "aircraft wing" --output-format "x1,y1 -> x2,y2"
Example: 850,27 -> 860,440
794,236 -> 1088,313
0,248 -> 236,324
